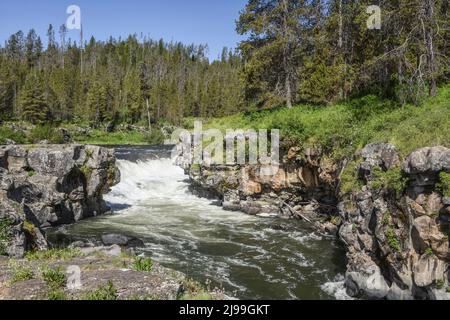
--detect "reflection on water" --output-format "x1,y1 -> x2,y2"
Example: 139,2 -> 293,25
49,146 -> 349,300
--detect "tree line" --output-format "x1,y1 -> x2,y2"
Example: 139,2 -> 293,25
0,1 -> 449,127
0,26 -> 243,125
237,0 -> 449,109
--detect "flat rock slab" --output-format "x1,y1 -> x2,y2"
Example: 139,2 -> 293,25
0,252 -> 183,300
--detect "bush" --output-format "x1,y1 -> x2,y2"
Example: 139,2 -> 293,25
0,217 -> 13,255
178,278 -> 213,300
9,262 -> 35,284
47,289 -> 68,300
437,172 -> 450,197
84,281 -> 118,300
0,126 -> 28,144
386,227 -> 401,253
144,129 -> 165,145
132,256 -> 153,272
339,160 -> 363,195
29,125 -> 64,144
42,267 -> 67,289
371,167 -> 408,198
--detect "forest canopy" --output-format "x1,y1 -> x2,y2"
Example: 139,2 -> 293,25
0,0 -> 448,127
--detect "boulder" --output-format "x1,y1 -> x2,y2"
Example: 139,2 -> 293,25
412,216 -> 448,259
0,145 -> 120,258
359,143 -> 400,180
345,253 -> 390,299
101,234 -> 145,248
413,255 -> 447,288
403,146 -> 450,175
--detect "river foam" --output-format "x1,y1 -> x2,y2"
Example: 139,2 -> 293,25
54,147 -> 347,299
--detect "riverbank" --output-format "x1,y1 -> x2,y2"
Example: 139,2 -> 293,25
181,143 -> 450,300
47,146 -> 347,300
0,246 -> 225,300
0,144 -> 227,300
0,122 -> 168,146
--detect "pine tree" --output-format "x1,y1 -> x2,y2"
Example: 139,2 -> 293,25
20,74 -> 49,124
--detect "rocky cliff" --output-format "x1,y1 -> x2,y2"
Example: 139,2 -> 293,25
0,145 -> 120,257
180,144 -> 450,300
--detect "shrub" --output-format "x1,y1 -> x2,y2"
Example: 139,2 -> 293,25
437,172 -> 450,197
0,217 -> 13,255
386,227 -> 401,253
425,247 -> 435,256
9,262 -> 35,284
47,289 -> 68,300
29,125 -> 64,144
339,160 -> 363,195
84,281 -> 118,300
0,126 -> 28,144
132,256 -> 153,272
371,167 -> 408,198
144,130 -> 165,145
178,278 -> 212,300
42,267 -> 67,289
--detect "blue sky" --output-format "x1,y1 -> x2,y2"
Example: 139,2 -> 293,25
0,0 -> 247,60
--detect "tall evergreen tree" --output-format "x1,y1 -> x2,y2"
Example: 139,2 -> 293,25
20,73 -> 48,124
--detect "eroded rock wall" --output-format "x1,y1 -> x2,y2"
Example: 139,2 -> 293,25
181,144 -> 450,300
0,145 -> 120,257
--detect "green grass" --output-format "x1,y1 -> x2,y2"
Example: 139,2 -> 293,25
197,85 -> 450,159
25,248 -> 82,261
132,256 -> 153,272
72,128 -> 164,145
83,281 -> 118,300
425,247 -> 435,256
29,125 -> 64,144
0,126 -> 28,144
8,262 -> 35,285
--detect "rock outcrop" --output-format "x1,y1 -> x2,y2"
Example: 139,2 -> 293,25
181,143 -> 450,300
0,246 -> 226,300
338,144 -> 449,300
182,147 -> 339,223
0,145 -> 120,257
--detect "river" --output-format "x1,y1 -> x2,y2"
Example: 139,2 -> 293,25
49,146 -> 349,300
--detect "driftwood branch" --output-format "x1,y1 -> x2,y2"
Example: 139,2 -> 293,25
281,200 -> 312,223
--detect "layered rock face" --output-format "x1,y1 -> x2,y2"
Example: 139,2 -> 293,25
182,147 -> 339,234
0,145 -> 120,257
181,144 -> 450,300
340,145 -> 450,300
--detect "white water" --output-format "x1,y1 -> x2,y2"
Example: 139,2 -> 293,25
56,150 -> 349,300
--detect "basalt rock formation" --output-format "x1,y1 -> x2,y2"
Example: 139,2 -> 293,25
180,144 -> 450,300
340,145 -> 450,300
0,145 -> 120,258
